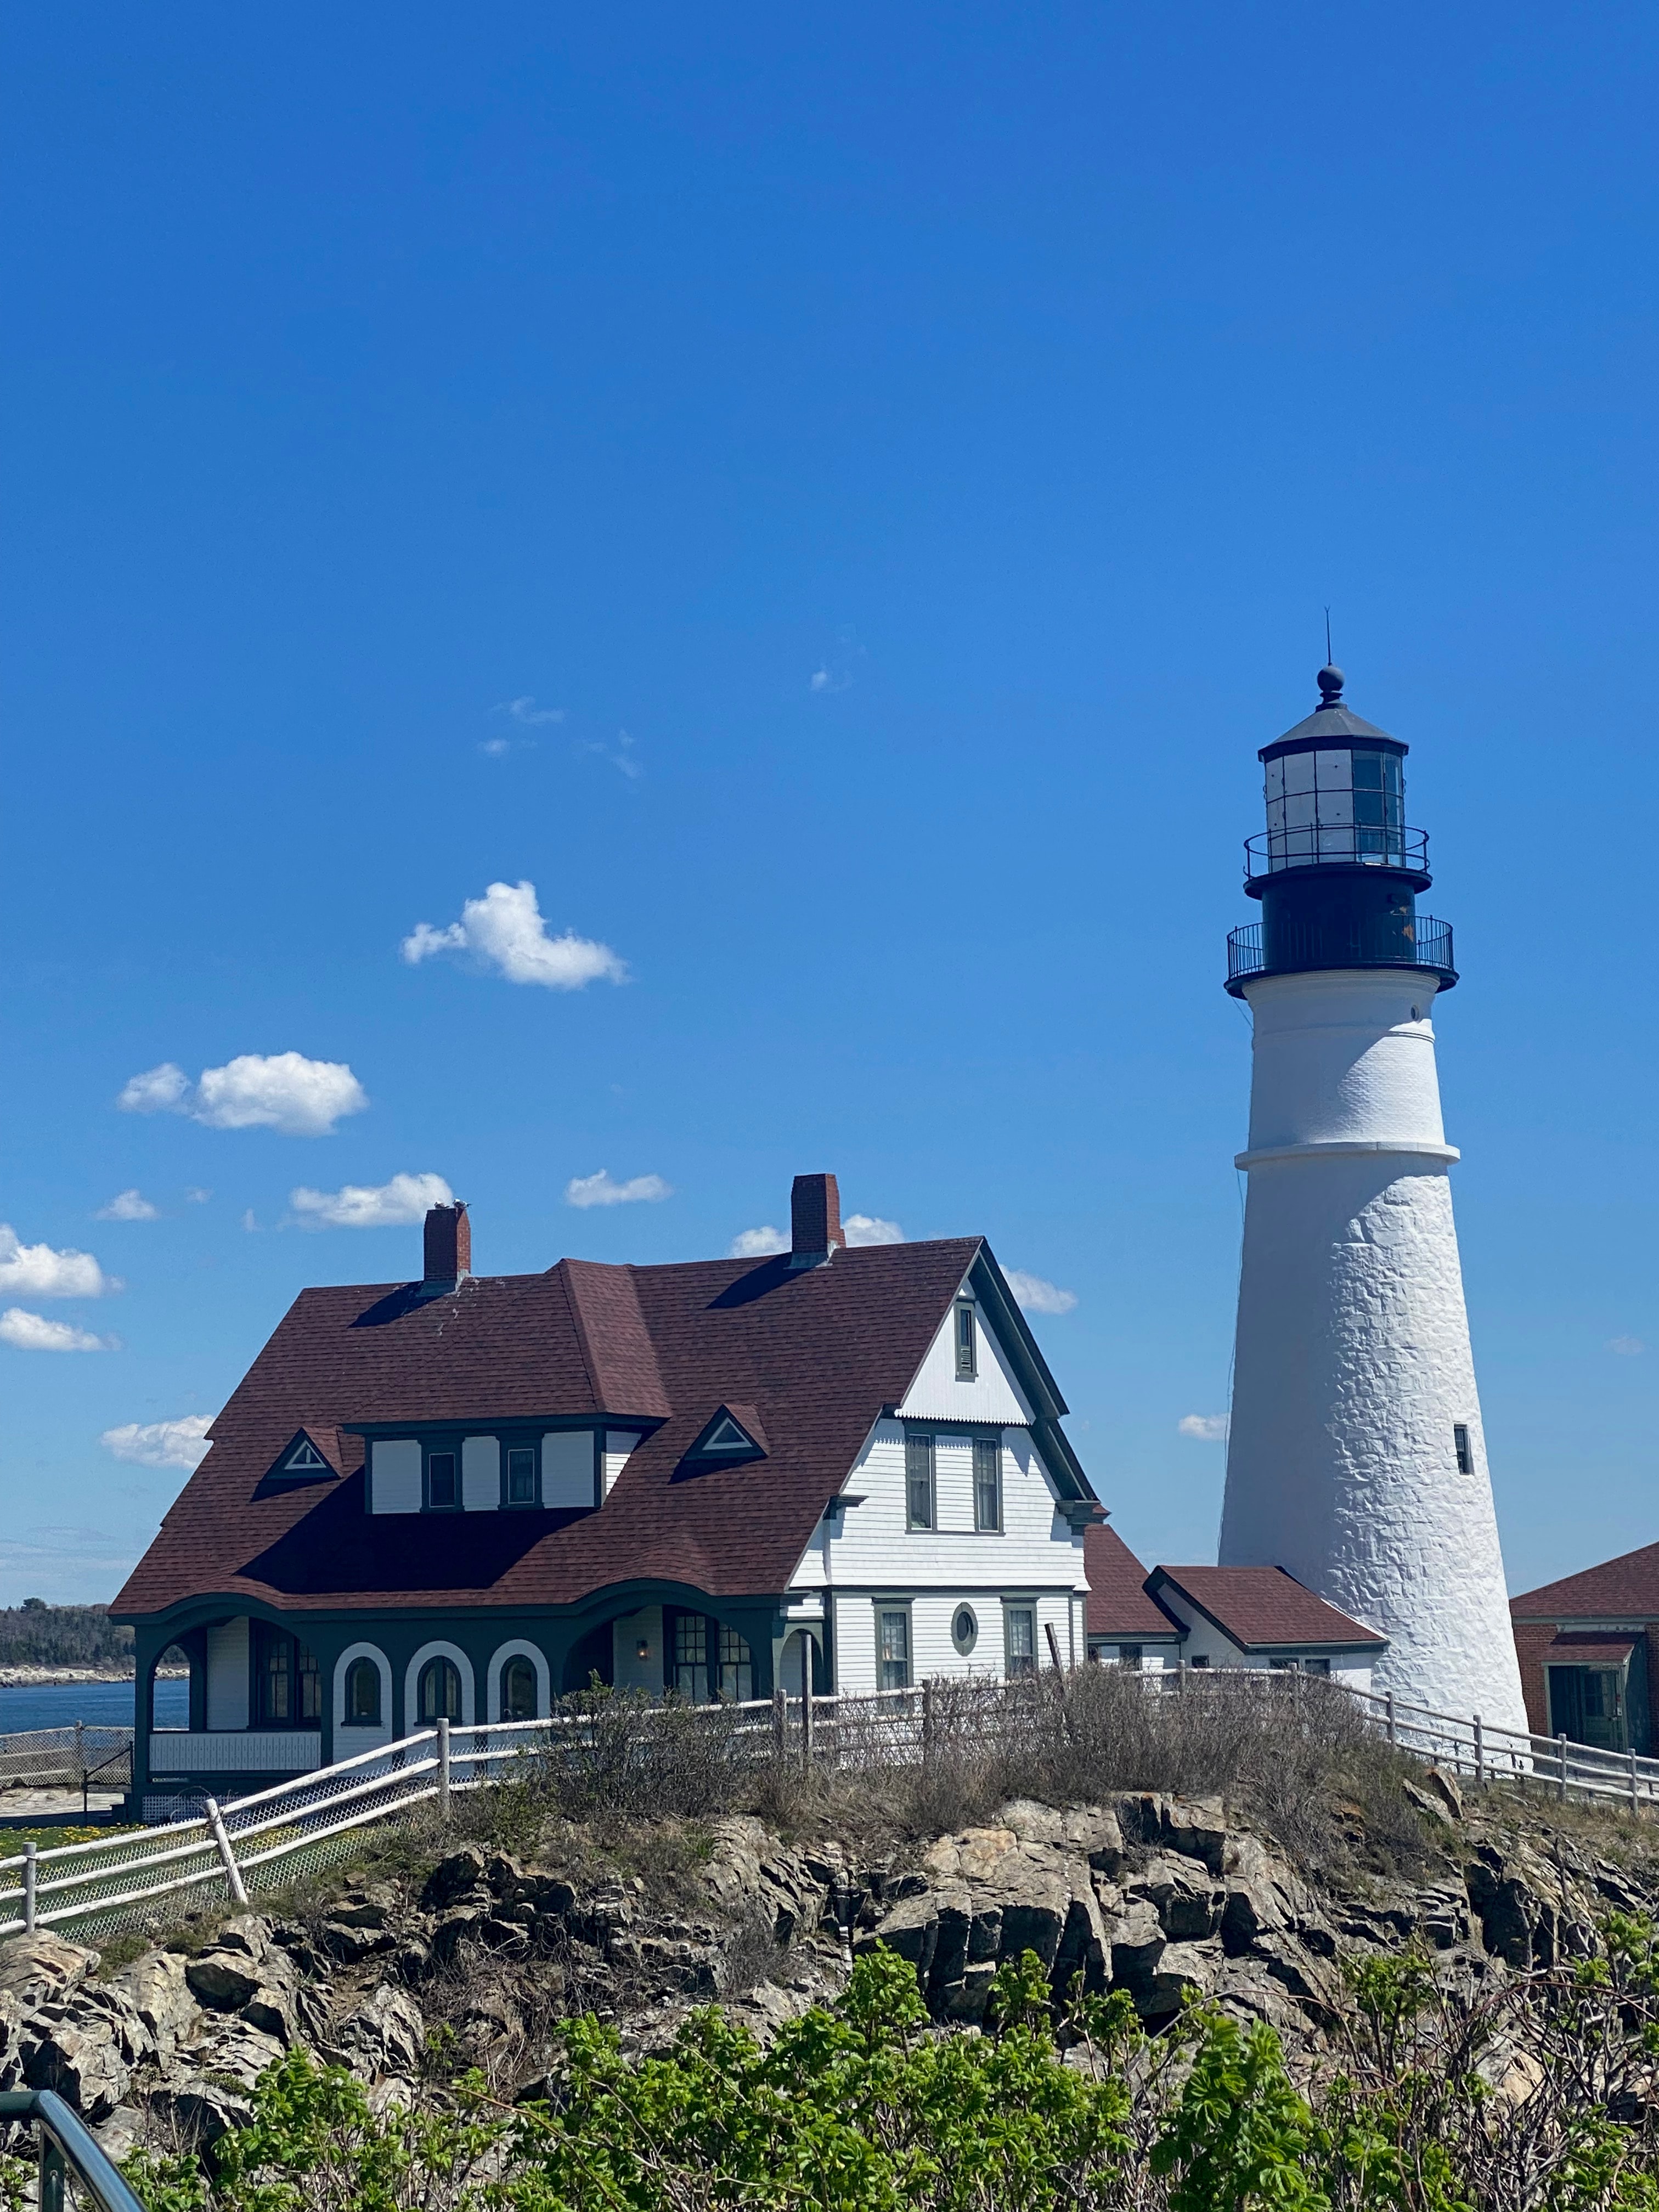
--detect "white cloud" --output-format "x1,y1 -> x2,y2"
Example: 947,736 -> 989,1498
118,1053 -> 368,1136
565,1170 -> 673,1209
290,1172 -> 454,1230
1005,1269 -> 1079,1316
1610,1335 -> 1645,1356
497,695 -> 565,726
844,1213 -> 903,1246
242,1210 -> 259,1232
809,669 -> 831,692
100,1415 -> 212,1471
1178,1414 -> 1229,1442
96,1189 -> 159,1222
185,1187 -> 212,1205
402,880 -> 628,991
0,1226 -> 117,1299
582,729 -> 642,780
119,1063 -> 190,1114
480,736 -> 514,758
0,1308 -> 114,1352
730,1225 -> 789,1257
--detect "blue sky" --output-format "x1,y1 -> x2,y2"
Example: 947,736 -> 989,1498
2,3 -> 1656,1604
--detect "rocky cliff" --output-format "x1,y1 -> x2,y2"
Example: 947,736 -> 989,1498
1,1778 -> 1651,2159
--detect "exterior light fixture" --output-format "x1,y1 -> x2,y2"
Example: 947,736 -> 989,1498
636,1639 -> 650,1661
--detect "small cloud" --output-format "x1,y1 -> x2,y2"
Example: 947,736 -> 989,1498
808,627 -> 865,696
0,1308 -> 115,1352
185,1187 -> 212,1205
496,695 -> 565,726
582,729 -> 642,781
118,1062 -> 190,1114
1005,1269 -> 1079,1316
403,880 -> 627,991
118,1053 -> 368,1136
565,1170 -> 673,1210
242,1210 -> 259,1233
96,1189 -> 160,1222
290,1172 -> 454,1230
0,1226 -> 118,1299
844,1213 -> 903,1246
100,1414 -> 212,1471
1178,1414 -> 1230,1442
1610,1335 -> 1645,1356
730,1225 -> 789,1257
479,736 -> 514,758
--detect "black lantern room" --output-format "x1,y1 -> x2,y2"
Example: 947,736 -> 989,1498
1226,667 -> 1457,996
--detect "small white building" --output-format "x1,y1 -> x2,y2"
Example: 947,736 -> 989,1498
1146,1565 -> 1386,1690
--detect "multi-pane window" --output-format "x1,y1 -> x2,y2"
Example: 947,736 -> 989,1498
501,1655 -> 538,1720
955,1302 -> 978,1379
427,1451 -> 459,1509
419,1656 -> 462,1722
1005,1606 -> 1036,1680
1263,746 -> 1405,870
973,1436 -> 1002,1530
718,1625 -> 754,1703
1118,1644 -> 1143,1671
879,1609 -> 911,1691
256,1627 -> 321,1725
674,1613 -> 709,1703
1452,1424 -> 1472,1475
905,1432 -> 935,1530
343,1656 -> 381,1725
506,1446 -> 538,1505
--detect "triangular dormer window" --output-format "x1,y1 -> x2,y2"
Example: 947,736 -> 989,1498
675,1405 -> 768,1479
257,1428 -> 340,1488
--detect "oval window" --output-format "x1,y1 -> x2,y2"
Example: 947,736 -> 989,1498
952,1605 -> 978,1656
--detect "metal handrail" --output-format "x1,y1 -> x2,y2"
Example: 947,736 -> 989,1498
0,2090 -> 149,2212
1228,915 -> 1454,984
1244,823 -> 1430,879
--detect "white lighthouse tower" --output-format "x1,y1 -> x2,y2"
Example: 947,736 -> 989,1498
1218,665 -> 1527,1733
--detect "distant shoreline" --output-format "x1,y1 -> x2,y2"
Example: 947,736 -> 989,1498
0,1666 -> 188,1689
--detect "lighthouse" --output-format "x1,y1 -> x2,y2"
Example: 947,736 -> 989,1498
1218,665 -> 1527,1733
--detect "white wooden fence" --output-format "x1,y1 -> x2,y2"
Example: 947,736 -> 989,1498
5,1670 -> 1659,1946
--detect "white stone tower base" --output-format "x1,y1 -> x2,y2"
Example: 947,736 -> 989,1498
1220,967 -> 1527,1734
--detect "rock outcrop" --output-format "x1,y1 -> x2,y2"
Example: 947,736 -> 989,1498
0,1789 -> 1647,2159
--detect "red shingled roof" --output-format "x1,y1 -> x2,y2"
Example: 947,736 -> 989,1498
1084,1525 -> 1182,1640
1538,1632 -> 1640,1667
114,1238 -> 1086,1622
1147,1566 -> 1385,1651
1510,1542 -> 1659,1622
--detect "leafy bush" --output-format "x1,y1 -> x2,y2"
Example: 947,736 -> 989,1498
108,1920 -> 1659,2212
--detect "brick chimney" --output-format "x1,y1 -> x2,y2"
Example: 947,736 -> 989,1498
790,1173 -> 843,1265
423,1201 -> 471,1288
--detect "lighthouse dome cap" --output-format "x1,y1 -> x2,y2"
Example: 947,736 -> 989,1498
1261,664 -> 1402,761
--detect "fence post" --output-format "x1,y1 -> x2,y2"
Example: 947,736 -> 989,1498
1558,1733 -> 1568,1804
437,1718 -> 452,1816
204,1794 -> 250,1909
22,1841 -> 36,1934
1385,1691 -> 1396,1747
1474,1715 -> 1484,1789
1630,1744 -> 1640,1819
75,1719 -> 86,1814
922,1679 -> 935,1762
1177,1661 -> 1187,1697
802,1673 -> 814,1770
772,1687 -> 787,1762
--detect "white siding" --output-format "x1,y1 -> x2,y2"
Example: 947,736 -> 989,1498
371,1438 -> 422,1515
543,1431 -> 596,1508
603,1430 -> 641,1498
205,1618 -> 250,1729
809,1421 -> 1083,1589
462,1436 -> 500,1513
613,1606 -> 663,1691
831,1590 -> 1077,1692
898,1302 -> 1034,1425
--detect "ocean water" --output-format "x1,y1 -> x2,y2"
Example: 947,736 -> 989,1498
0,1678 -> 188,1734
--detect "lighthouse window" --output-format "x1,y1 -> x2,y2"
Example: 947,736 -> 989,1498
1265,747 -> 1404,870
1453,1424 -> 1473,1475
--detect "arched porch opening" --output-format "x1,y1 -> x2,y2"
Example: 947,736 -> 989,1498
558,1599 -> 762,1703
